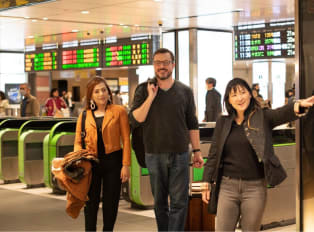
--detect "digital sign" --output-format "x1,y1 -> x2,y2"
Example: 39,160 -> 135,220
25,50 -> 58,72
0,0 -> 53,11
62,47 -> 100,69
104,36 -> 158,67
234,21 -> 295,60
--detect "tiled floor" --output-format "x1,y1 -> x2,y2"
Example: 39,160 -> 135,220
0,181 -> 295,231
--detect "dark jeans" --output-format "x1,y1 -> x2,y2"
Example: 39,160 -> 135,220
84,150 -> 122,232
216,176 -> 267,232
145,152 -> 190,231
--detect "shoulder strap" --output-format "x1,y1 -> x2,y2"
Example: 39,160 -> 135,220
81,110 -> 87,149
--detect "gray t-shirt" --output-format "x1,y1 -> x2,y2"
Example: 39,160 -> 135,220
129,80 -> 199,153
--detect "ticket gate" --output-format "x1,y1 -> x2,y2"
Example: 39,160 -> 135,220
0,119 -> 30,183
18,119 -> 70,187
43,121 -> 76,191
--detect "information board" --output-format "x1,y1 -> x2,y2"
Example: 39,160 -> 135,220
0,0 -> 52,12
234,21 -> 295,60
104,36 -> 158,67
25,50 -> 58,72
62,47 -> 100,69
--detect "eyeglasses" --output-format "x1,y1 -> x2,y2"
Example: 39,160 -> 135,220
153,60 -> 172,66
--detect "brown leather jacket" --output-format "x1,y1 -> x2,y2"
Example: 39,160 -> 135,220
52,150 -> 98,219
74,104 -> 131,166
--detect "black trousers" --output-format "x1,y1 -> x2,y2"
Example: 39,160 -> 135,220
84,150 -> 122,231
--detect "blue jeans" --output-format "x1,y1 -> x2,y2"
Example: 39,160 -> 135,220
145,152 -> 190,231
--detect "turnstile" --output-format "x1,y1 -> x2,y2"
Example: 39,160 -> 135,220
0,119 -> 30,183
43,121 -> 76,191
18,119 -> 71,187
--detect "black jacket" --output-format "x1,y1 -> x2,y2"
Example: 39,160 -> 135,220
203,102 -> 298,187
205,88 -> 222,122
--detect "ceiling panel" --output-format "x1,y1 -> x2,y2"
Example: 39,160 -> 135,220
0,0 -> 295,51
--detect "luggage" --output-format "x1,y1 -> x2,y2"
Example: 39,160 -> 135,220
184,193 -> 215,231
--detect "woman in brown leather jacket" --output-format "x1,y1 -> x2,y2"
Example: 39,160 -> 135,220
74,77 -> 131,231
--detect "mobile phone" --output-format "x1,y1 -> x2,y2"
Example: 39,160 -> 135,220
147,77 -> 157,87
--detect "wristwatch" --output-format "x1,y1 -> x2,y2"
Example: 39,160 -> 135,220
294,100 -> 307,117
192,149 -> 201,153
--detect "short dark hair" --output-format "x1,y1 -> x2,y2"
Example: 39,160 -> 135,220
205,77 -> 216,87
50,88 -> 59,97
153,48 -> 175,63
252,83 -> 259,90
0,91 -> 6,100
224,78 -> 260,117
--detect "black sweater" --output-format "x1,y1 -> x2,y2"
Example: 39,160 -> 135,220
129,81 -> 199,153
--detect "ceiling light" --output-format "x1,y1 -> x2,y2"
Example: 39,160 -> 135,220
27,36 -> 34,39
24,16 -> 30,19
72,29 -> 79,32
120,23 -> 124,26
81,11 -> 89,14
42,17 -> 48,20
32,19 -> 37,22
154,0 -> 162,2
134,24 -> 139,27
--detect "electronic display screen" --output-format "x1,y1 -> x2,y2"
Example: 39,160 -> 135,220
0,0 -> 52,11
234,21 -> 295,60
104,36 -> 158,67
62,47 -> 100,69
25,50 -> 58,72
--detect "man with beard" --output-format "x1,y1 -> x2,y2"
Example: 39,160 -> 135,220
129,48 -> 204,231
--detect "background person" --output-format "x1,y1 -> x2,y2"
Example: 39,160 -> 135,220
204,77 -> 222,122
45,88 -> 67,117
201,78 -> 314,231
0,91 -> 9,116
74,77 -> 131,231
129,48 -> 203,231
19,83 -> 40,117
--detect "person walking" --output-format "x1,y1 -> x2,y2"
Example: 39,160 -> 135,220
204,77 -> 222,122
19,83 -> 40,117
74,77 -> 131,231
45,88 -> 67,117
201,78 -> 314,231
129,48 -> 204,231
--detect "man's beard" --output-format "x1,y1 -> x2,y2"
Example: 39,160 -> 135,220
155,70 -> 172,80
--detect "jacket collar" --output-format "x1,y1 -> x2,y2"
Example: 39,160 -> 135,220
86,105 -> 114,130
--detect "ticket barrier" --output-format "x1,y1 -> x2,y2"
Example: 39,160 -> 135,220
0,118 -> 30,183
18,119 -> 70,187
43,121 -> 76,192
261,126 -> 296,229
127,149 -> 154,208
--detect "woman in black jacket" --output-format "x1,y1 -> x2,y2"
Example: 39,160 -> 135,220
201,78 -> 314,231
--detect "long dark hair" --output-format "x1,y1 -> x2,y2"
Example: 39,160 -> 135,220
86,77 -> 113,110
224,78 -> 260,118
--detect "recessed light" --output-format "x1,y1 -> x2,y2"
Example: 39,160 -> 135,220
72,29 -> 79,32
27,36 -> 34,39
134,24 -> 139,27
42,17 -> 48,20
24,16 -> 30,19
32,19 -> 37,22
154,0 -> 162,2
81,11 -> 89,14
108,24 -> 113,27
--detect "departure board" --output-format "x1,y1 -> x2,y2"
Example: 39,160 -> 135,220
234,21 -> 295,60
62,46 -> 100,69
25,50 -> 58,72
104,36 -> 158,67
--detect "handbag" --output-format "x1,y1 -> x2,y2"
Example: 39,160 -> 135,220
52,99 -> 64,118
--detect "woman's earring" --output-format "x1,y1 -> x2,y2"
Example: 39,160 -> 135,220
90,100 -> 96,110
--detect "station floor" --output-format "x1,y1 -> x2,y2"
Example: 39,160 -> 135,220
0,181 -> 295,231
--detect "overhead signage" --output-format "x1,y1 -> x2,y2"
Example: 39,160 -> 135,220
0,0 -> 54,12
234,21 -> 295,60
25,46 -> 58,72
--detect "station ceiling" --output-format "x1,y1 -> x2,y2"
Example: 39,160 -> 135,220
0,0 -> 295,51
